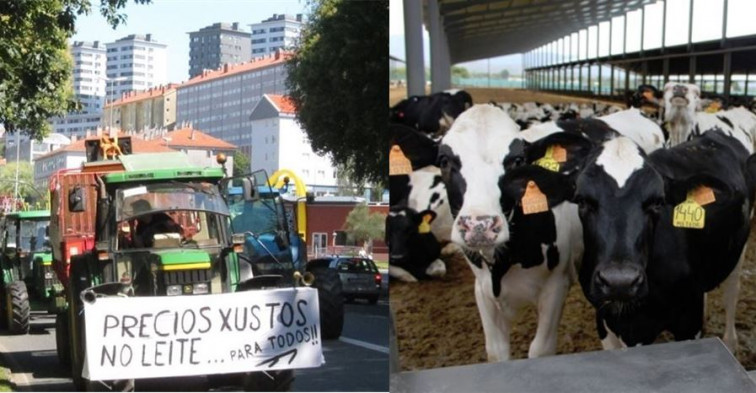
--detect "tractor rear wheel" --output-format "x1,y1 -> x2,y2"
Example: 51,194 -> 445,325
308,267 -> 344,339
6,281 -> 30,334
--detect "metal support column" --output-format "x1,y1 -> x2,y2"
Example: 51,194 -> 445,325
689,56 -> 696,83
403,0 -> 425,96
663,58 -> 670,84
428,0 -> 450,92
723,52 -> 732,101
610,65 -> 615,97
642,61 -> 648,84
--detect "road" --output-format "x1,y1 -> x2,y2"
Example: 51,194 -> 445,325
0,298 -> 389,392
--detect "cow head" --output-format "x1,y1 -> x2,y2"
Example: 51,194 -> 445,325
386,206 -> 437,261
574,137 -> 661,309
663,82 -> 701,146
439,105 -> 524,254
439,105 -> 592,258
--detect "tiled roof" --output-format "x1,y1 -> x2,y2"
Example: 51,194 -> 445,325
159,127 -> 236,150
105,84 -> 178,108
179,51 -> 292,88
34,134 -> 175,161
266,94 -> 296,114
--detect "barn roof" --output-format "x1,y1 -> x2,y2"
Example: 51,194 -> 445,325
431,0 -> 654,63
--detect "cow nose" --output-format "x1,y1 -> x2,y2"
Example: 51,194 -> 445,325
594,265 -> 645,301
457,215 -> 503,247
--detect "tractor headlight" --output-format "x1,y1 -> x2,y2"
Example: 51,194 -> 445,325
193,283 -> 209,295
44,271 -> 54,279
166,285 -> 182,296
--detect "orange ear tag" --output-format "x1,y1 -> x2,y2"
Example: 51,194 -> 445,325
389,145 -> 412,175
521,181 -> 549,215
551,144 -> 567,163
691,185 -> 716,206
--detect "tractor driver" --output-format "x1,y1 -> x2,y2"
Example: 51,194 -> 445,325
130,199 -> 183,248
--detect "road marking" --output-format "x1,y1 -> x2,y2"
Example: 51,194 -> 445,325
338,337 -> 389,354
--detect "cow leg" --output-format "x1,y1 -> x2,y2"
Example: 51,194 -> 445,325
388,266 -> 418,283
473,277 -> 512,362
424,259 -> 446,278
722,249 -> 744,353
528,273 -> 570,358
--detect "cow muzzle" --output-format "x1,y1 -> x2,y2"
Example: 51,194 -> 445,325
593,264 -> 647,302
670,85 -> 689,105
456,215 -> 504,247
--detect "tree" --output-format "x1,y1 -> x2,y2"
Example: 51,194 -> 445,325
452,66 -> 470,79
500,69 -> 510,80
0,0 -> 150,139
0,162 -> 42,202
343,204 -> 385,254
232,150 -> 250,176
286,0 -> 388,186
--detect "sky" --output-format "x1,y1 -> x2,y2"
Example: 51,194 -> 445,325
72,0 -> 307,84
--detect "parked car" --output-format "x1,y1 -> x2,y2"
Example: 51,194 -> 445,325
309,256 -> 382,304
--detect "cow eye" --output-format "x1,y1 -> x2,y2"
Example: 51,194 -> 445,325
643,198 -> 664,215
575,195 -> 597,214
438,155 -> 449,169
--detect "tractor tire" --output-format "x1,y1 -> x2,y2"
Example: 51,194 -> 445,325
242,370 -> 294,392
308,267 -> 344,340
56,312 -> 71,367
6,281 -> 30,335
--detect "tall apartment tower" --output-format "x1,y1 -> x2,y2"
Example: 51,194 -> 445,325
105,34 -> 168,101
71,41 -> 108,112
188,22 -> 252,78
248,14 -> 304,57
49,41 -> 107,137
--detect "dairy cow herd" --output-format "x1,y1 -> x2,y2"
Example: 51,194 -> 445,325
388,83 -> 756,362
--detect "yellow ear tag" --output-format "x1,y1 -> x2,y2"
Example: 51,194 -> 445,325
673,193 -> 705,229
534,145 -> 561,172
418,214 -> 432,234
705,102 -> 721,113
389,145 -> 412,175
521,180 -> 549,215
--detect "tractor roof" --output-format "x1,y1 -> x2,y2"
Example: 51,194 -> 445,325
103,152 -> 224,184
5,210 -> 51,220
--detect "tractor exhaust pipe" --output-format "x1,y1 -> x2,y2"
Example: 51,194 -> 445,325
294,271 -> 315,286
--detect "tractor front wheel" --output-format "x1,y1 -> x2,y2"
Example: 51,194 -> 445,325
6,281 -> 30,334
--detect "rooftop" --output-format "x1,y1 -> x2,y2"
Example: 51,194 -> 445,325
266,94 -> 296,114
179,51 -> 290,87
158,127 -> 236,150
34,133 -> 175,161
105,84 -> 178,108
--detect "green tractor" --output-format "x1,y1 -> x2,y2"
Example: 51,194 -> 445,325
54,147 -> 320,391
0,210 -> 64,334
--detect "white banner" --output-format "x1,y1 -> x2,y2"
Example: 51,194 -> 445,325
82,287 -> 322,381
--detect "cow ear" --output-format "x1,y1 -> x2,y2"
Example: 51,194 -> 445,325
664,173 -> 733,206
500,165 -> 575,212
524,131 -> 594,178
390,124 -> 439,170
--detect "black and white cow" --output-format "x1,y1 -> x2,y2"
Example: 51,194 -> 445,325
663,82 -> 756,151
386,206 -> 445,282
389,90 -> 473,137
521,108 -> 666,154
570,131 -> 756,351
438,104 -> 586,361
